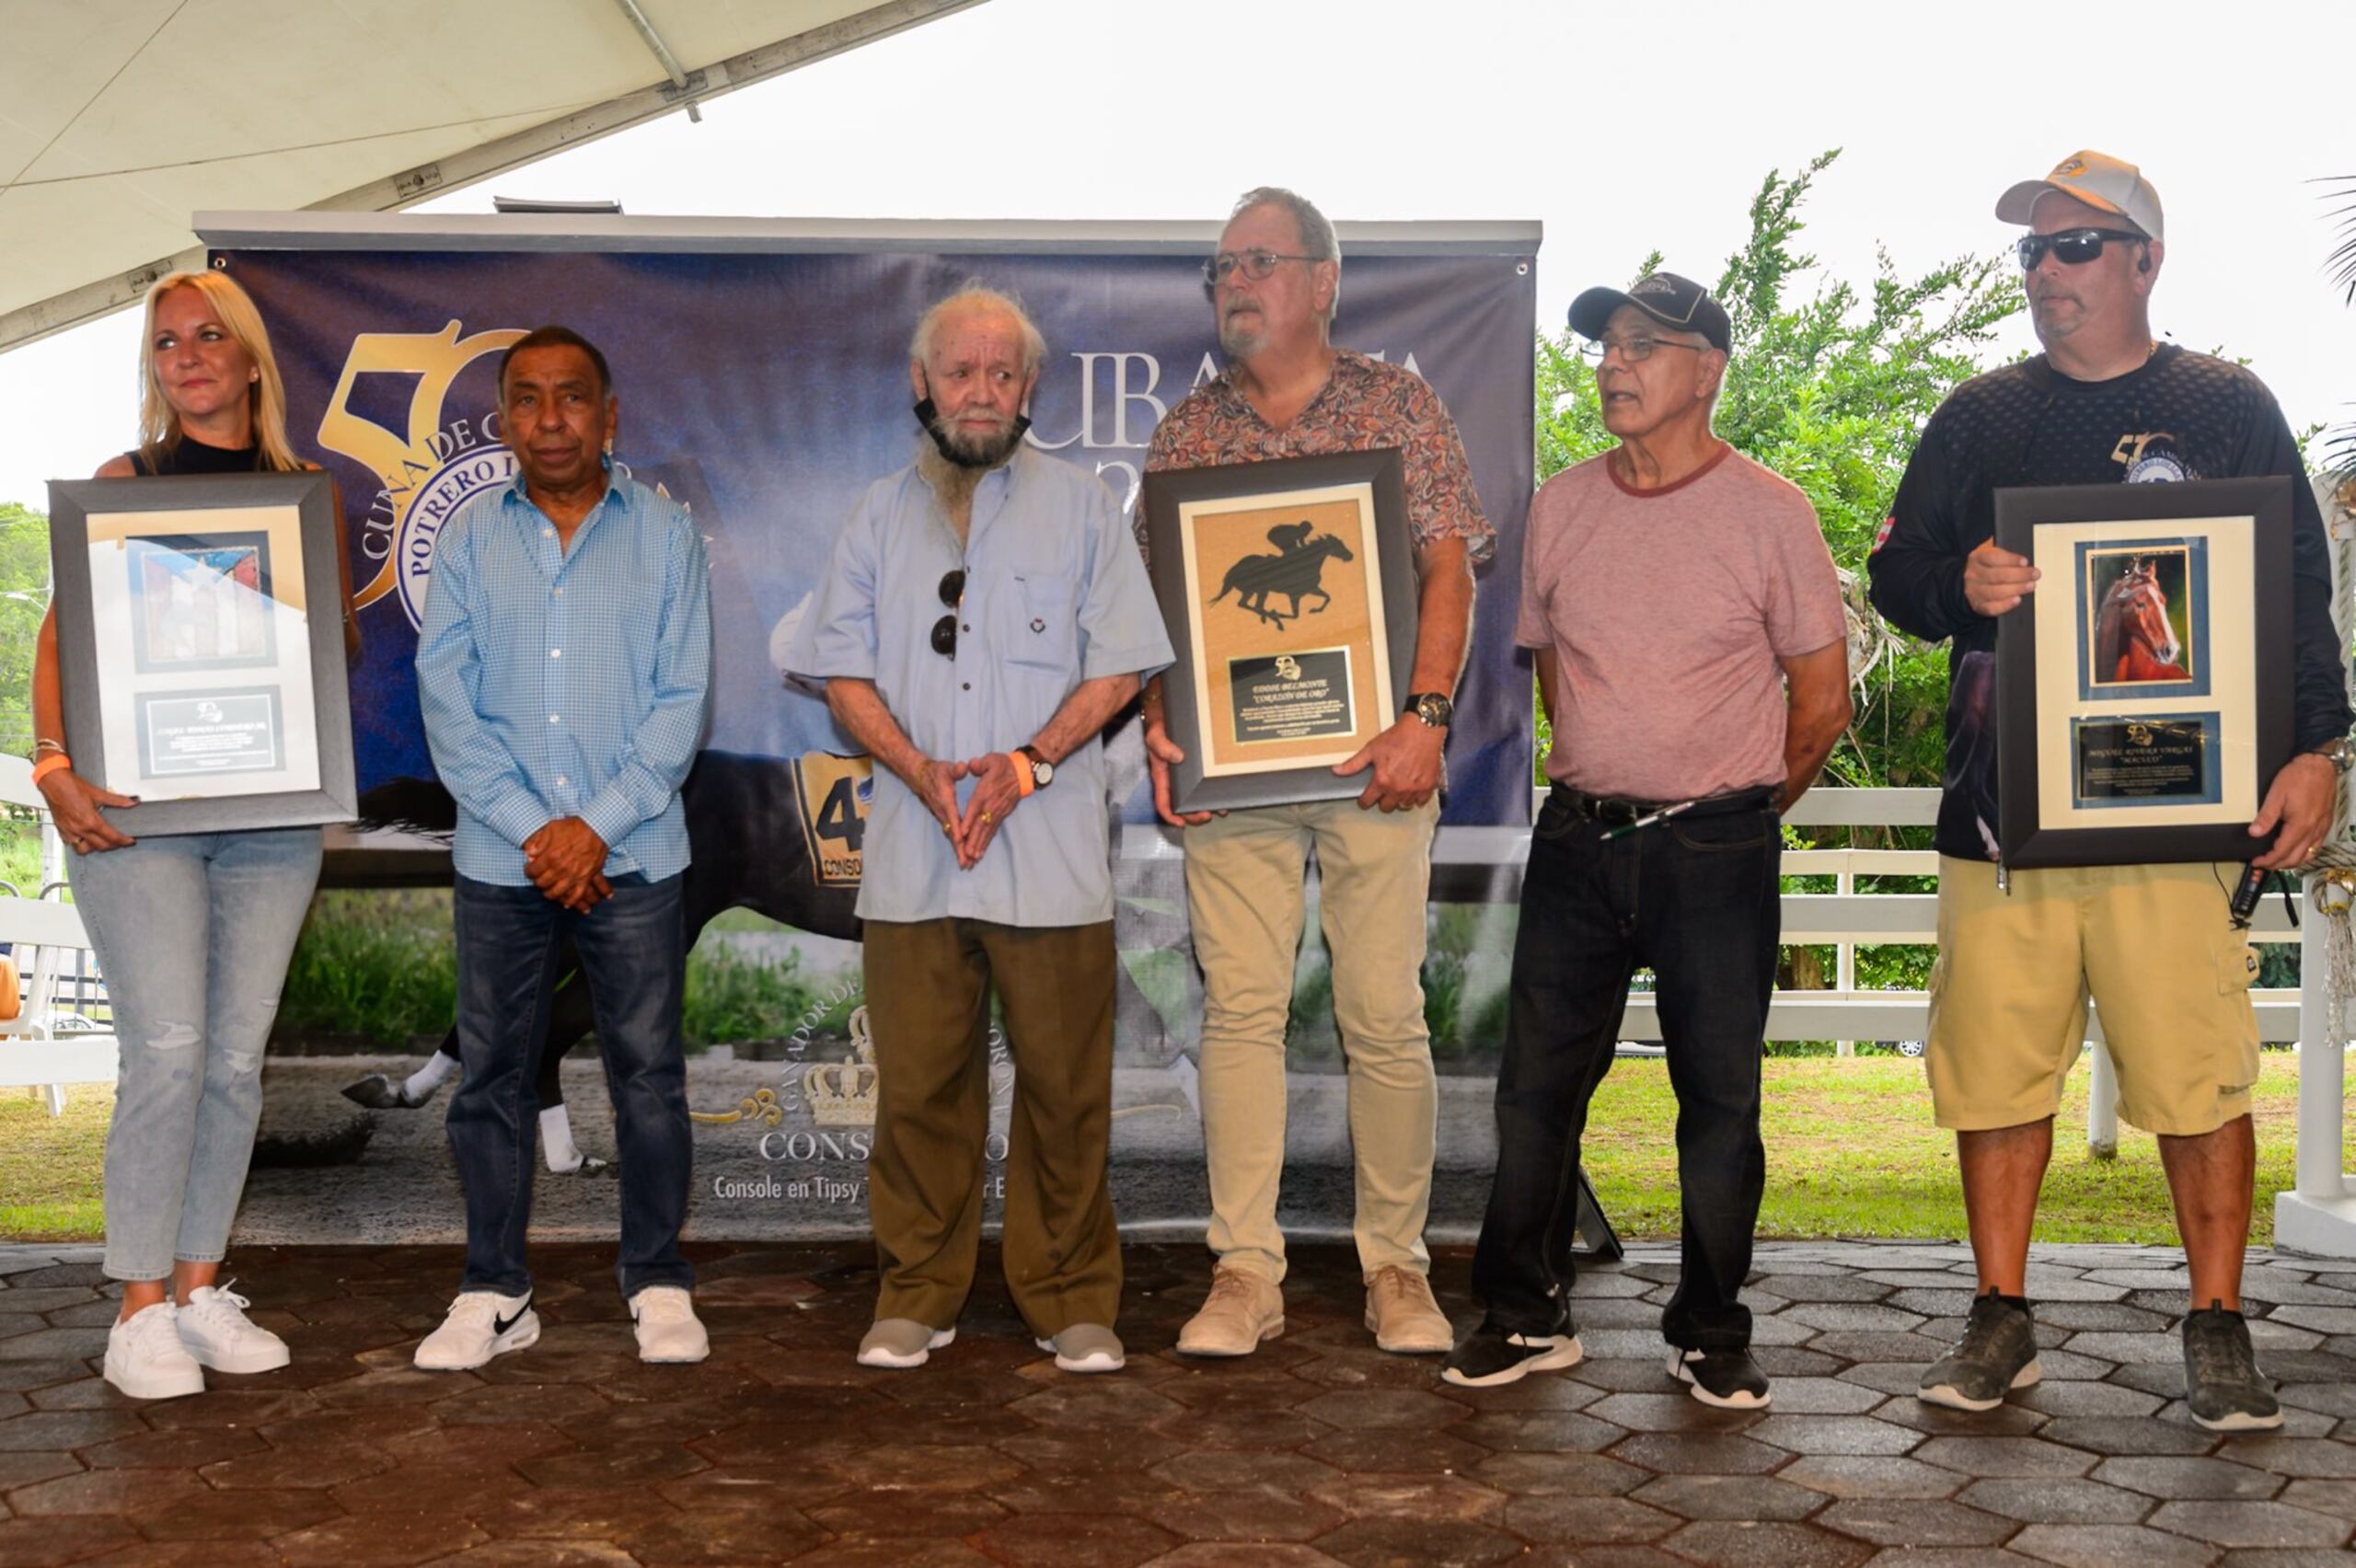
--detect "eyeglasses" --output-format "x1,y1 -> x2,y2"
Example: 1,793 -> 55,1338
1575,335 -> 1708,363
1201,248 -> 1322,286
2016,227 -> 2146,271
930,570 -> 965,659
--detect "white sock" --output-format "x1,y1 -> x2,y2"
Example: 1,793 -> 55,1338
403,1052 -> 458,1101
540,1103 -> 583,1172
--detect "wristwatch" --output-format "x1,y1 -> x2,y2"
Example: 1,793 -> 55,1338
1019,744 -> 1055,788
1405,693 -> 1454,730
2314,736 -> 2356,775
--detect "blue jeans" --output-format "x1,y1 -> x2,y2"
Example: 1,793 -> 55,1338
448,872 -> 693,1299
1470,787 -> 1778,1351
70,828 -> 323,1282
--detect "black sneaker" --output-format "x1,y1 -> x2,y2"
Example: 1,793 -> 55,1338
2182,1301 -> 2282,1432
1669,1346 -> 1770,1409
1919,1289 -> 2039,1412
1441,1322 -> 1582,1389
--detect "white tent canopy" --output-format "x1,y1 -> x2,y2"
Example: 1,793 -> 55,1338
0,0 -> 981,352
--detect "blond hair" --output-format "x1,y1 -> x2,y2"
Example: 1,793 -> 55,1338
135,270 -> 301,473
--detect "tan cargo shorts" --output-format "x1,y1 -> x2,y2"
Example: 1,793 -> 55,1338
1924,858 -> 2261,1136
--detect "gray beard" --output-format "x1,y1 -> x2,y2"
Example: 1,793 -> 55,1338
1218,317 -> 1266,360
916,433 -> 1014,521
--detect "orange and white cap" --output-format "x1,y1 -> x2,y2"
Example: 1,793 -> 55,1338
1995,151 -> 2164,241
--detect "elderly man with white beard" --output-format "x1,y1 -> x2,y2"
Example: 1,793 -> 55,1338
787,284 -> 1171,1374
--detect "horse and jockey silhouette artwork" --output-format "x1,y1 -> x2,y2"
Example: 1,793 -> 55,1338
2093,552 -> 2193,685
1210,520 -> 1357,629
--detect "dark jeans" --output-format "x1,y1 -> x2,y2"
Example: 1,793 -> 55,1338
448,872 -> 694,1300
1471,787 -> 1778,1351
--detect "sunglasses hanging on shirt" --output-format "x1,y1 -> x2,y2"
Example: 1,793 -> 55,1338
930,570 -> 965,658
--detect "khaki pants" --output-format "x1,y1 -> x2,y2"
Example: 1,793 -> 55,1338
1184,797 -> 1439,1283
861,918 -> 1122,1333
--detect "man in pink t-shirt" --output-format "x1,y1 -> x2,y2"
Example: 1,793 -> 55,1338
1444,273 -> 1850,1407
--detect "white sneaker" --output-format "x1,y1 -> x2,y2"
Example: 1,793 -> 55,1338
104,1302 -> 205,1401
413,1289 -> 538,1371
629,1286 -> 710,1364
176,1283 -> 290,1375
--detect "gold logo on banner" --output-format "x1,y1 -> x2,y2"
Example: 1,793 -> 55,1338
316,320 -> 526,628
803,1009 -> 881,1126
791,752 -> 872,886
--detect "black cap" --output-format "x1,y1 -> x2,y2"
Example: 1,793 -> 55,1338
1568,271 -> 1730,353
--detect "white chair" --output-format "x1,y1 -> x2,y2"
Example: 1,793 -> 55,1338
0,754 -> 117,1114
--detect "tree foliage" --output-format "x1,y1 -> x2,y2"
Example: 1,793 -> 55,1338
1533,149 -> 2024,793
0,504 -> 49,759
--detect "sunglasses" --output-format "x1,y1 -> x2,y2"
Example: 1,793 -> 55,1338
930,570 -> 965,658
2016,227 -> 2147,271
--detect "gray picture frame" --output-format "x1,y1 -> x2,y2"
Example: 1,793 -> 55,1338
1142,449 -> 1421,814
48,470 -> 357,836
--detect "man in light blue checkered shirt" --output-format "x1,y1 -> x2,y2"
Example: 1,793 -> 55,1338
412,327 -> 714,1377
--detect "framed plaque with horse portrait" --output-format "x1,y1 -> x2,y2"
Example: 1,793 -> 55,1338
1141,448 -> 1419,813
47,470 -> 358,836
1994,476 -> 2293,870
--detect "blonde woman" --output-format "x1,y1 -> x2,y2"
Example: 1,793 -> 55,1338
29,269 -> 352,1400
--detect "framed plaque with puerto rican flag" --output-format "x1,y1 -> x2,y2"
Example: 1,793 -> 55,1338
47,470 -> 357,836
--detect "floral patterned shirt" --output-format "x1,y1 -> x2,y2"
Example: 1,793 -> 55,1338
1142,350 -> 1494,567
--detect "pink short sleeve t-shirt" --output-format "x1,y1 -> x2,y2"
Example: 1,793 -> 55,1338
1519,445 -> 1845,801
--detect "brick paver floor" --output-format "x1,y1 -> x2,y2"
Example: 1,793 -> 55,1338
3,1238 -> 2353,1565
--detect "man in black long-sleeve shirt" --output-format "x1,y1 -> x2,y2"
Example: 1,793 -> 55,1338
1868,151 -> 2351,1434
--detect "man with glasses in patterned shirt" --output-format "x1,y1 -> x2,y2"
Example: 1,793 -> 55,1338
1870,152 -> 2351,1431
1142,186 -> 1495,1360
789,285 -> 1170,1376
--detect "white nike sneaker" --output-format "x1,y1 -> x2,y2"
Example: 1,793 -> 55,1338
629,1286 -> 710,1364
176,1283 -> 290,1374
413,1289 -> 538,1371
104,1302 -> 205,1401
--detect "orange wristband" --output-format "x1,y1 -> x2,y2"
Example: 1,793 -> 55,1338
29,754 -> 70,786
1009,750 -> 1035,799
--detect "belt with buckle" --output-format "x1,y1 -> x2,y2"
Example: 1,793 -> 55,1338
1554,785 -> 1775,826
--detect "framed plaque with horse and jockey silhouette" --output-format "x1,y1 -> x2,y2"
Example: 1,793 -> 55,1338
1141,449 -> 1419,813
1994,476 -> 2293,870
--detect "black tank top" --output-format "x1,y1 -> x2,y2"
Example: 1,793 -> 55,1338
127,439 -> 261,476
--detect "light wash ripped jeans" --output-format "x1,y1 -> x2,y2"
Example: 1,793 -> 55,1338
67,827 -> 321,1281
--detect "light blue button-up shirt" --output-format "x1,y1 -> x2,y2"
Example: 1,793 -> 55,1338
789,446 -> 1171,927
417,470 -> 712,887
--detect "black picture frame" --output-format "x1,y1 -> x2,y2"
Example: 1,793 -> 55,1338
1142,449 -> 1420,813
1994,476 -> 2294,869
48,470 -> 357,836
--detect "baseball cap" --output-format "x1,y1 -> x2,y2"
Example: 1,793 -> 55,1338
1995,151 -> 2165,241
1568,271 -> 1731,353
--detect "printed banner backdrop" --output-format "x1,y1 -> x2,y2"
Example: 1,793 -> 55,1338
220,228 -> 1536,1240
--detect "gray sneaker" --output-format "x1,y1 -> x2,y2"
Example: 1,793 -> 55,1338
2182,1301 -> 2282,1432
1919,1290 -> 2040,1412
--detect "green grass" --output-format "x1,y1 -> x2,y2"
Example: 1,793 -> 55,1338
1587,1054 -> 2340,1245
277,890 -> 459,1043
0,1088 -> 109,1240
5,1055 -> 2342,1247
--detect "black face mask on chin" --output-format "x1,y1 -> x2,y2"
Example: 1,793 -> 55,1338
913,384 -> 1032,469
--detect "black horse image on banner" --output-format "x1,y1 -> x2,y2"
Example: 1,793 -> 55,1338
1211,525 -> 1355,629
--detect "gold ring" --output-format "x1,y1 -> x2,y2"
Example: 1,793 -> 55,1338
981,810 -> 994,824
